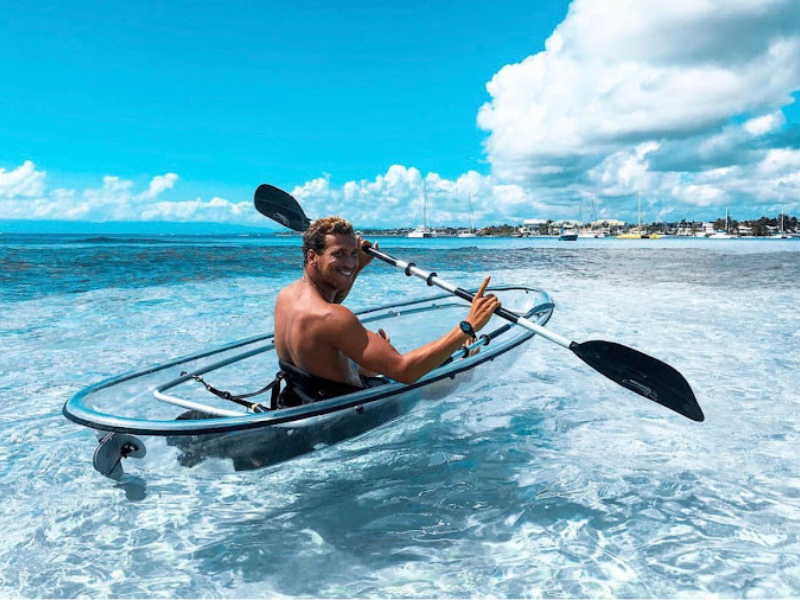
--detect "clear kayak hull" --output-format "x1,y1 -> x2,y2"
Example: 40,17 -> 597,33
64,286 -> 554,477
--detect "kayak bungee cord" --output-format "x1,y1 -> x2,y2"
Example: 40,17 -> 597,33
254,183 -> 705,423
180,371 -> 280,412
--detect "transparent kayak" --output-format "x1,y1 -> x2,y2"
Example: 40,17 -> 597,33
63,286 -> 554,479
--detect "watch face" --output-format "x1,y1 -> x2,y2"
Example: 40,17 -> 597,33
460,321 -> 473,335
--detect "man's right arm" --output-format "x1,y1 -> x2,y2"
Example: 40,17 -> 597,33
326,277 -> 500,384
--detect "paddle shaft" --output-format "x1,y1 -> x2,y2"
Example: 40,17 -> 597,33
365,247 -> 573,349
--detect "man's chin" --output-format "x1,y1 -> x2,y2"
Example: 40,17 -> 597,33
335,272 -> 354,283
324,275 -> 352,289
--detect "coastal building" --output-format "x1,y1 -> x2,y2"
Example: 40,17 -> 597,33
517,218 -> 549,237
592,219 -> 624,236
698,222 -> 716,237
517,218 -> 625,237
676,222 -> 703,236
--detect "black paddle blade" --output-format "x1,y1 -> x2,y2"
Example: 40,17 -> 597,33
570,340 -> 704,422
254,184 -> 311,232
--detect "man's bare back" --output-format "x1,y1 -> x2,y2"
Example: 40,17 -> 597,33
275,278 -> 363,387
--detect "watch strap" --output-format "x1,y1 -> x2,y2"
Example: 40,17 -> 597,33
459,320 -> 476,338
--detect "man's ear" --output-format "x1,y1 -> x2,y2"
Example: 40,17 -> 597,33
306,249 -> 318,266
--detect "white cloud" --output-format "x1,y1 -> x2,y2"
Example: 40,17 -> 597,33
0,160 -> 46,198
288,165 -> 546,227
2,161 -> 541,229
478,0 -> 800,220
744,113 -> 785,136
665,148 -> 800,213
139,197 -> 252,222
0,161 -> 261,225
137,173 -> 179,200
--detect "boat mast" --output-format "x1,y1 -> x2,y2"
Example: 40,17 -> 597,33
638,191 -> 642,230
423,180 -> 428,230
468,192 -> 474,232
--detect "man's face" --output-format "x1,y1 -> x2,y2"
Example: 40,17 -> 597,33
311,232 -> 359,288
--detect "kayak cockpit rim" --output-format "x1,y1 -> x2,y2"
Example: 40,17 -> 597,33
63,286 -> 554,436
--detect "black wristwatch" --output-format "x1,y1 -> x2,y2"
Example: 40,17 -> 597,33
459,320 -> 476,338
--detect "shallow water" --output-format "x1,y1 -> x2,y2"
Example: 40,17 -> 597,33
2,234 -> 800,598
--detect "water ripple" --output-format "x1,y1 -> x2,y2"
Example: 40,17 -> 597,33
3,235 -> 800,597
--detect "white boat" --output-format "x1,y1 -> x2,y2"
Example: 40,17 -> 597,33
63,286 -> 555,480
408,181 -> 436,238
457,193 -> 478,237
559,212 -> 580,241
559,227 -> 579,241
407,226 -> 435,238
578,198 -> 605,237
708,209 -> 735,239
771,211 -> 789,239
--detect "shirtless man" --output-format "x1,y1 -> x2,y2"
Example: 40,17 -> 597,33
274,217 -> 500,398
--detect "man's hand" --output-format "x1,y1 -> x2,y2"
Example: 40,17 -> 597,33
356,236 -> 377,271
465,277 -> 501,333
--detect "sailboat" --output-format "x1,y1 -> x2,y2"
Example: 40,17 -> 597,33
708,209 -> 735,239
578,198 -> 605,238
617,192 -> 660,239
770,210 -> 788,239
407,181 -> 436,238
457,193 -> 478,238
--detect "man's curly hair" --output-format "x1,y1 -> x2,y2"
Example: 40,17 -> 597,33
302,216 -> 354,264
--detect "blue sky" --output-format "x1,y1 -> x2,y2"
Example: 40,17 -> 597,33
2,0 -> 800,230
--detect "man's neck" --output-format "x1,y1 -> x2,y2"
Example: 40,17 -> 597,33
302,268 -> 337,303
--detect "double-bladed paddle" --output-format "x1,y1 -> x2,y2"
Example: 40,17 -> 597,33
254,183 -> 704,422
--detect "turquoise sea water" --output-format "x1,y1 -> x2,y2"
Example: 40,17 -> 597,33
2,233 -> 800,598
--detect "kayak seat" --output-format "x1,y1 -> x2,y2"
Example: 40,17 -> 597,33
278,360 -> 388,408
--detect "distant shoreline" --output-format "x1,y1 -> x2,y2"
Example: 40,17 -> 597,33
1,216 -> 797,238
2,231 -> 798,241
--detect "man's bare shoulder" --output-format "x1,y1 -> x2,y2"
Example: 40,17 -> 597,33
276,280 -> 325,312
306,303 -> 362,345
314,301 -> 357,325
277,281 -> 356,323
276,279 -> 304,302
